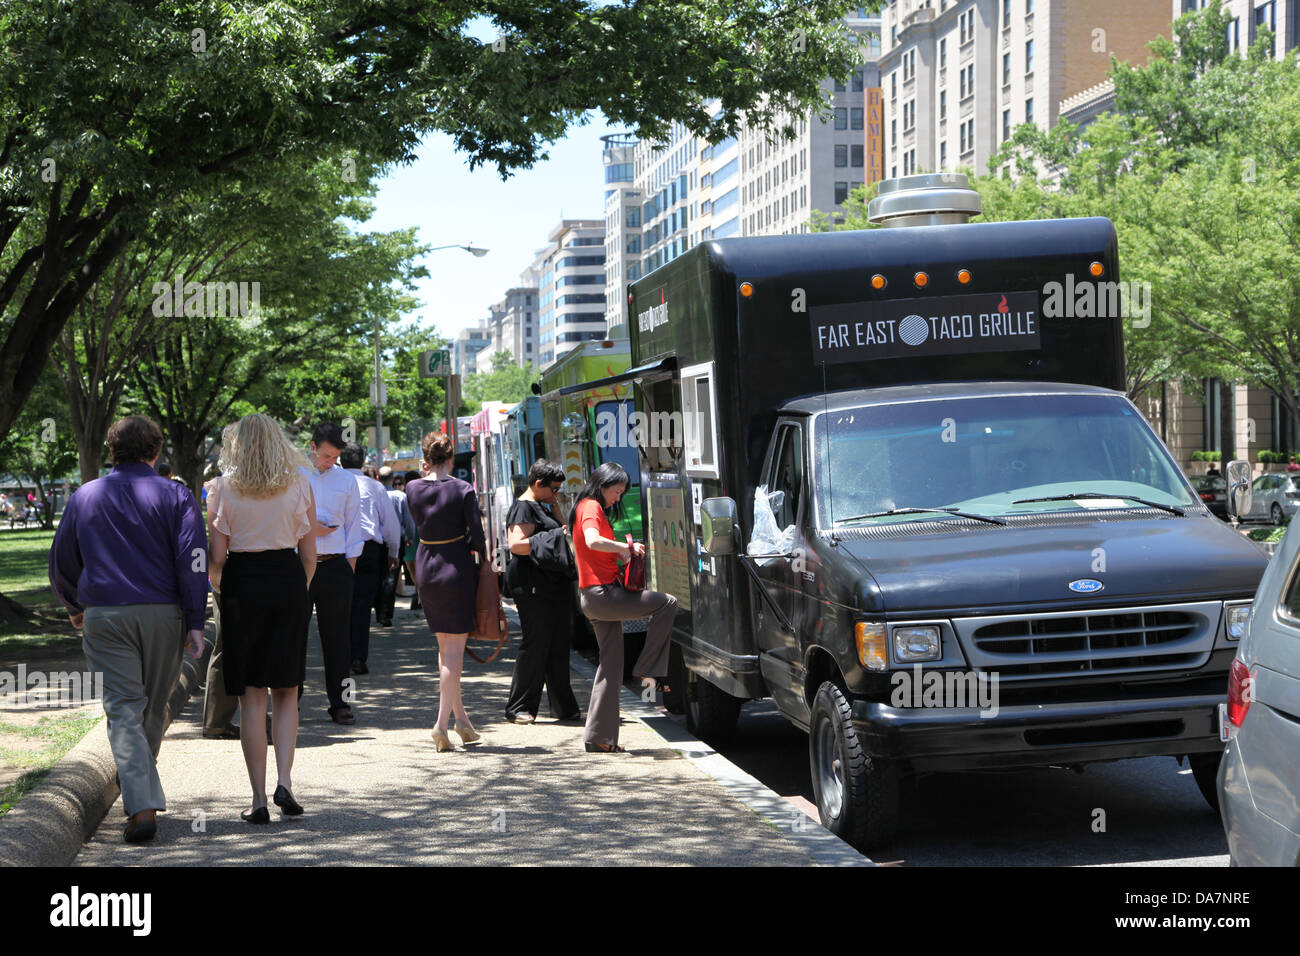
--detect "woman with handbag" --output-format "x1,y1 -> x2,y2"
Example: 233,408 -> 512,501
570,462 -> 677,754
504,459 -> 581,724
406,433 -> 500,751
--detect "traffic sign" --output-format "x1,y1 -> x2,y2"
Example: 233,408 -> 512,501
419,349 -> 451,378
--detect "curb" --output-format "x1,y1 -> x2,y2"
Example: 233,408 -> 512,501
567,651 -> 873,867
0,625 -> 212,867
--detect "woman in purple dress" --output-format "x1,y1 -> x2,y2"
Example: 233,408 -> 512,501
406,433 -> 487,751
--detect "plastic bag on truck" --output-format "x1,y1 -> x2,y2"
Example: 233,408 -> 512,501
749,484 -> 795,566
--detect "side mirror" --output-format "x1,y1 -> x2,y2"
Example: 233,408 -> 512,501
1226,460 -> 1252,519
700,497 -> 737,555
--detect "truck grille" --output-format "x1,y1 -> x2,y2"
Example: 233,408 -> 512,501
951,601 -> 1220,681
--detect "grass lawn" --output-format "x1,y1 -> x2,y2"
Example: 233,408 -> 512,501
0,712 -> 103,818
0,523 -> 103,817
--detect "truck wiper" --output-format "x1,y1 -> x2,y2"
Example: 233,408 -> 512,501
837,506 -> 1007,526
1010,492 -> 1185,516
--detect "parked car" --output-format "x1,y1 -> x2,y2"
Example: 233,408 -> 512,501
1218,514 -> 1300,866
1244,473 -> 1300,525
1188,474 -> 1229,520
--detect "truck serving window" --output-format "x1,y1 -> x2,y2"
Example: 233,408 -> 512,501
680,361 -> 720,479
811,393 -> 1196,527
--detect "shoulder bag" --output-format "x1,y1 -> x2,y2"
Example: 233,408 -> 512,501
620,533 -> 646,592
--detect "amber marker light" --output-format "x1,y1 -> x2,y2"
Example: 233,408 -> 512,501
913,271 -> 929,289
957,269 -> 972,285
1089,261 -> 1104,277
871,274 -> 887,290
855,622 -> 888,671
739,281 -> 754,298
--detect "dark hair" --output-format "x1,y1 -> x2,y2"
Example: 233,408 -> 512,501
312,422 -> 345,450
422,431 -> 454,465
156,462 -> 173,478
403,470 -> 421,484
567,462 -> 630,532
338,442 -> 364,469
107,416 -> 164,465
527,459 -> 565,488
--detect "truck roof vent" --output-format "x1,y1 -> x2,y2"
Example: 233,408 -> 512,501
867,173 -> 982,228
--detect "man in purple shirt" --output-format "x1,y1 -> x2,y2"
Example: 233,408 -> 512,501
49,416 -> 207,844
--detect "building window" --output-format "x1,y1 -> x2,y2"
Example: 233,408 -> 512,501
1002,109 -> 1010,141
1227,16 -> 1239,52
851,107 -> 864,130
1025,97 -> 1034,123
852,71 -> 864,92
939,89 -> 947,119
890,71 -> 897,100
834,181 -> 849,204
1002,0 -> 1011,27
939,140 -> 947,168
890,118 -> 896,146
939,38 -> 947,70
834,107 -> 848,130
851,144 -> 864,167
1025,38 -> 1034,74
1002,51 -> 1010,86
835,77 -> 847,92
835,144 -> 848,167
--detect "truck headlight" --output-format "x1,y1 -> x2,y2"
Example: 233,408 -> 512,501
893,625 -> 942,662
1225,602 -> 1252,641
855,622 -> 888,671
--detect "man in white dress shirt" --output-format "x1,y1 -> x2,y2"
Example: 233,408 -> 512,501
339,444 -> 400,675
303,423 -> 363,725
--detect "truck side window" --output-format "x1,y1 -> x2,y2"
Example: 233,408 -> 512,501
769,424 -> 805,528
680,361 -> 721,478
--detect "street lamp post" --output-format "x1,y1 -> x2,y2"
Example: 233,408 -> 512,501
371,243 -> 487,463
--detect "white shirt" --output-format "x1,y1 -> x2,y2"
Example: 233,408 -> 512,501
346,468 -> 400,555
302,464 -> 363,558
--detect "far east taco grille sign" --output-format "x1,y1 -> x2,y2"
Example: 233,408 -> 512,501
810,291 -> 1040,363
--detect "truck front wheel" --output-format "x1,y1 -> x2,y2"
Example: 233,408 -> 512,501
809,681 -> 899,851
684,667 -> 741,745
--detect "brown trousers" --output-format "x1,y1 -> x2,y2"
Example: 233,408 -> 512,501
579,582 -> 677,748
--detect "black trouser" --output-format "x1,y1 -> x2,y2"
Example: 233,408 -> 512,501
375,541 -> 400,625
350,540 -> 386,664
306,556 -> 354,712
505,588 -> 580,720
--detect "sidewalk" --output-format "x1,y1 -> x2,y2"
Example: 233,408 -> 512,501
75,603 -> 822,866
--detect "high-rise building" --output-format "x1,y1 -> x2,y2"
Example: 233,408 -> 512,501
603,13 -> 882,310
879,0 -> 1170,178
479,279 -> 540,370
452,324 -> 492,380
536,219 -> 607,368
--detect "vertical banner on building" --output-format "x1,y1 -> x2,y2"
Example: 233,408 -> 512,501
865,87 -> 884,186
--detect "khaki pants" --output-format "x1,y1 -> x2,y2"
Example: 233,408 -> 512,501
202,595 -> 238,733
81,604 -> 186,817
579,583 -> 676,748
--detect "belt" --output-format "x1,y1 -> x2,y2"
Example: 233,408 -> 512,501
317,553 -> 345,563
420,535 -> 464,546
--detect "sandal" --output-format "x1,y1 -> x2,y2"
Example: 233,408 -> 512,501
584,742 -> 627,753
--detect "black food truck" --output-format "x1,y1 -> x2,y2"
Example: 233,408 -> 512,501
612,173 -> 1266,851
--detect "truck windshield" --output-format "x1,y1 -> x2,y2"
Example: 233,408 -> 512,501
811,393 -> 1196,527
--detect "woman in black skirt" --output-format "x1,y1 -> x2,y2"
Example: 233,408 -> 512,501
207,414 -> 317,823
504,459 -> 580,724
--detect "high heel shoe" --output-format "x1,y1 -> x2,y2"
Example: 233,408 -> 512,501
241,806 -> 270,824
273,784 -> 303,816
431,728 -> 454,752
454,723 -> 481,744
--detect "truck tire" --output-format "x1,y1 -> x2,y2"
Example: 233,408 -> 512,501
1188,751 -> 1222,813
662,642 -> 686,715
808,681 -> 899,851
684,667 -> 742,746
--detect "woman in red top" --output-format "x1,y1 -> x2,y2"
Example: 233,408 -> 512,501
570,463 -> 677,753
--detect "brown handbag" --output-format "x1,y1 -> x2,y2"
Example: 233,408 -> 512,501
621,533 -> 646,591
467,557 -> 509,663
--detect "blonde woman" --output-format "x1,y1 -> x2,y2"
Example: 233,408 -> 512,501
207,414 -> 317,823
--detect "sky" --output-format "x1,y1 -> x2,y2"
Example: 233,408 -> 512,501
359,115 -> 621,345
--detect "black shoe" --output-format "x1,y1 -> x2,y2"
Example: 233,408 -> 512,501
351,659 -> 368,675
123,810 -> 157,843
329,705 -> 356,725
241,806 -> 270,824
273,785 -> 304,816
556,712 -> 583,722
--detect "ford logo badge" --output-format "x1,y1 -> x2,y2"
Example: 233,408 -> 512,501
1068,579 -> 1104,593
